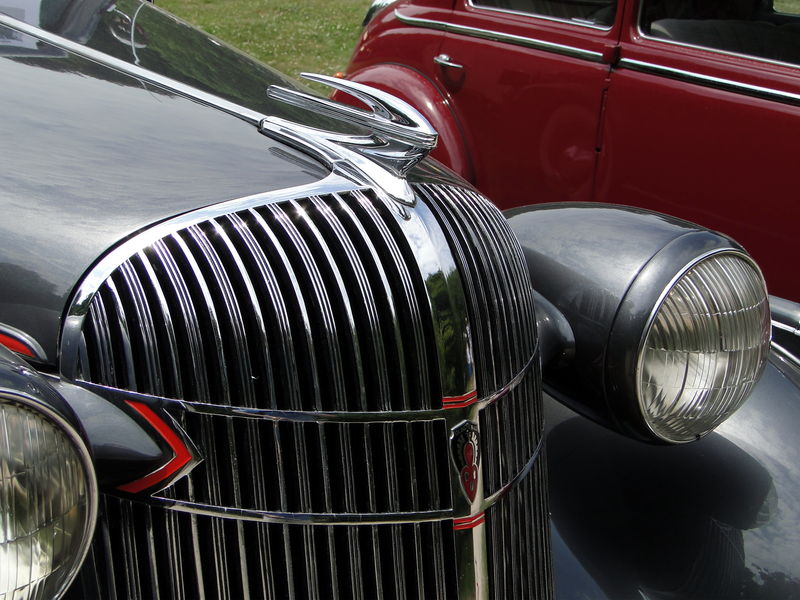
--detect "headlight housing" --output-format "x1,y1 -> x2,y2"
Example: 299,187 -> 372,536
1,392 -> 98,600
508,204 -> 773,444
637,251 -> 771,442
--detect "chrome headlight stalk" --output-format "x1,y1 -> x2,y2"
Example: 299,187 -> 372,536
0,390 -> 98,600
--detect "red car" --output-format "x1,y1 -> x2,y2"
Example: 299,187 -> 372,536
343,0 -> 800,300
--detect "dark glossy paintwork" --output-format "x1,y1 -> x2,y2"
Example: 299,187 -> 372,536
51,380 -> 172,489
547,353 -> 800,599
0,344 -> 82,433
345,0 -> 800,301
2,2 -> 799,596
0,15 -> 330,365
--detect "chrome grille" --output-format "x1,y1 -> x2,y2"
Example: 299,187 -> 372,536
66,182 -> 551,599
419,184 -> 552,597
72,496 -> 458,600
78,190 -> 439,412
485,458 -> 553,600
416,184 -> 538,395
162,415 -> 452,514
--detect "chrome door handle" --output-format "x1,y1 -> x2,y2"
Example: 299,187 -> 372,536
433,54 -> 463,69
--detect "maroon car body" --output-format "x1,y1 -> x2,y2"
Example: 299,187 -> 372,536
343,0 -> 800,300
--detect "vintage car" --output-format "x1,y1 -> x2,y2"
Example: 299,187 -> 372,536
342,0 -> 800,301
1,1 -> 799,599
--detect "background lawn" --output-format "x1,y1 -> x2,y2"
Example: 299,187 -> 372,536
158,0 -> 372,79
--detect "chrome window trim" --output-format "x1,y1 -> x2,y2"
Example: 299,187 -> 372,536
465,0 -> 614,31
635,1 -> 800,72
618,58 -> 800,107
395,8 -> 605,62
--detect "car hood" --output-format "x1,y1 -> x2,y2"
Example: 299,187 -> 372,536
0,0 -> 338,366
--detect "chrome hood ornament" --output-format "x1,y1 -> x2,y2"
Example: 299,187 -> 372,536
261,73 -> 438,206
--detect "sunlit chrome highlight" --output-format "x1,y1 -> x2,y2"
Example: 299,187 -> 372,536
264,73 -> 438,205
637,251 -> 771,442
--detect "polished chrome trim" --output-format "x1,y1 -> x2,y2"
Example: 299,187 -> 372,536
433,53 -> 464,69
75,351 -> 535,423
772,340 -> 800,368
0,322 -> 48,362
153,497 -> 454,525
0,12 -> 264,125
364,0 -> 400,26
481,435 -> 544,510
618,58 -> 800,107
636,2 -> 800,75
465,0 -> 613,31
395,9 -> 605,62
772,319 -> 800,336
0,390 -> 99,599
264,74 -> 437,205
60,173 -> 359,378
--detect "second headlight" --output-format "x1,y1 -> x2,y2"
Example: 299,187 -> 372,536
637,251 -> 771,443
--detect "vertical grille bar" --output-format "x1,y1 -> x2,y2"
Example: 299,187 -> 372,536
485,457 -> 554,600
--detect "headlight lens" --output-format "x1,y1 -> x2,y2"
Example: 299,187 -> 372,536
637,252 -> 771,443
1,395 -> 97,599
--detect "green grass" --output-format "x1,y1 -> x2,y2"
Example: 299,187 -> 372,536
157,0 -> 371,79
775,0 -> 800,13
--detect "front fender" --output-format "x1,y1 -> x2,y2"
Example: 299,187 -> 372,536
547,352 -> 800,599
343,63 -> 475,181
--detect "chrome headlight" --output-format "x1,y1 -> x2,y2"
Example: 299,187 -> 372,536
1,393 -> 98,600
637,251 -> 771,442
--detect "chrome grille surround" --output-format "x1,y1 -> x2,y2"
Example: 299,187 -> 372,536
61,176 -> 552,599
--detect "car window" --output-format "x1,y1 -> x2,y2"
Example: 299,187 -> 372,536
641,0 -> 800,66
471,0 -> 617,27
774,0 -> 800,14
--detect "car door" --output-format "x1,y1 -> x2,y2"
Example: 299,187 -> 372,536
599,0 -> 800,300
402,0 -> 624,205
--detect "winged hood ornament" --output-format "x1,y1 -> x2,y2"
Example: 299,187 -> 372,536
261,73 -> 438,206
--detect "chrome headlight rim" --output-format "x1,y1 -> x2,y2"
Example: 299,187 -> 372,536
633,248 -> 770,444
1,389 -> 99,599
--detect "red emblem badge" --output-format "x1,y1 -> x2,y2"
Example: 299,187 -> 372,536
450,421 -> 480,502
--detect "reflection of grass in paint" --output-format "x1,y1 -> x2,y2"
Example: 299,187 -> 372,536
158,0 -> 372,81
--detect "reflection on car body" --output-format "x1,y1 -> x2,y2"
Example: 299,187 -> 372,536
345,0 -> 800,301
0,0 -> 799,598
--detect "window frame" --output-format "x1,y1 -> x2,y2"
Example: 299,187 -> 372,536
466,0 -> 618,31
